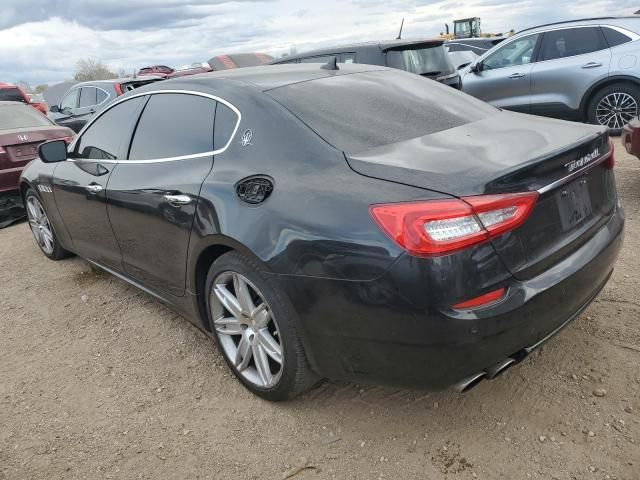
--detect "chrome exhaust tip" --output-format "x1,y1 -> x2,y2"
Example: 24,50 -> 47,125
453,371 -> 486,393
486,357 -> 516,379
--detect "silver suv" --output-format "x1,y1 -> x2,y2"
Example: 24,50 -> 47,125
461,17 -> 640,133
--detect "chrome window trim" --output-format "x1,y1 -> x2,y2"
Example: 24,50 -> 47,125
69,89 -> 241,164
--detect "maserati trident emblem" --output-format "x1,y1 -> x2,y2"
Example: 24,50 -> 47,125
240,129 -> 253,147
17,134 -> 29,142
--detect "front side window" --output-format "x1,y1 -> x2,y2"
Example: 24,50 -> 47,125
483,34 -> 540,70
60,89 -> 79,110
386,46 -> 455,75
129,93 -> 216,160
540,27 -> 607,61
79,87 -> 97,108
74,97 -> 145,160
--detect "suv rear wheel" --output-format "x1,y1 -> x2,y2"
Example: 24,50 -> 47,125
587,83 -> 640,135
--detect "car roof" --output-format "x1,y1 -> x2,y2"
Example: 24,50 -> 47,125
518,16 -> 640,34
0,82 -> 19,89
271,38 -> 444,62
72,76 -> 163,87
158,63 -> 388,92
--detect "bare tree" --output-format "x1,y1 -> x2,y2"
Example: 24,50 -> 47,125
34,84 -> 48,94
74,58 -> 118,81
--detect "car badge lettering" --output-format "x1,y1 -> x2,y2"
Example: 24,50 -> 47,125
240,129 -> 253,147
17,134 -> 29,142
564,148 -> 600,173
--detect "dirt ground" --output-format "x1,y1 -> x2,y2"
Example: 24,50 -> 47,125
1,148 -> 639,480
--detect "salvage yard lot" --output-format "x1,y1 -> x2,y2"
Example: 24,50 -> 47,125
1,149 -> 639,480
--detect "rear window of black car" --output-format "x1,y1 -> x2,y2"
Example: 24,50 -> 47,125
0,88 -> 26,103
268,70 -> 497,154
0,104 -> 52,130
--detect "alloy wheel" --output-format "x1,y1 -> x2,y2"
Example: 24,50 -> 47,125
26,196 -> 54,255
210,271 -> 283,388
595,92 -> 638,130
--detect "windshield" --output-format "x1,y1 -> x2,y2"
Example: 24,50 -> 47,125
386,46 -> 455,76
268,69 -> 497,154
0,104 -> 53,130
0,88 -> 27,103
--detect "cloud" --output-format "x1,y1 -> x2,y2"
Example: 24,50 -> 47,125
0,0 -> 637,85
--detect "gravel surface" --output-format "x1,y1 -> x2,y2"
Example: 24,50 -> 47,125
1,146 -> 639,480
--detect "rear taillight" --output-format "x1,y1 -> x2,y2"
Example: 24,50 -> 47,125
114,83 -> 124,95
369,192 -> 538,256
604,138 -> 615,170
0,146 -> 5,154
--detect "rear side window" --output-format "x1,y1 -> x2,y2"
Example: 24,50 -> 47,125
214,103 -> 239,150
75,97 -> 145,160
300,55 -> 336,64
129,93 -> 216,160
386,46 -> 455,75
0,88 -> 26,103
540,27 -> 607,61
0,104 -> 52,130
602,27 -> 632,47
268,70 -> 498,154
97,88 -> 108,103
79,87 -> 97,108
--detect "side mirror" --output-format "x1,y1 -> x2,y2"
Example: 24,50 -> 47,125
38,140 -> 68,163
470,61 -> 483,73
50,105 -> 60,113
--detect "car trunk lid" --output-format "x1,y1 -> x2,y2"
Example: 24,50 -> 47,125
346,112 -> 615,280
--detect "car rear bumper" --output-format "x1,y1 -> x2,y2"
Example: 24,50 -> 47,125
274,204 -> 624,390
622,118 -> 640,159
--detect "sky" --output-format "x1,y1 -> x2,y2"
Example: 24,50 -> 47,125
0,0 -> 637,86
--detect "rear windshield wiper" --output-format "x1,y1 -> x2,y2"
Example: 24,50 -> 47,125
419,71 -> 442,77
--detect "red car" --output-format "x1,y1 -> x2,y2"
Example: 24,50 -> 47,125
166,63 -> 213,78
207,53 -> 274,70
0,101 -> 74,227
622,118 -> 640,159
0,83 -> 48,115
136,65 -> 174,78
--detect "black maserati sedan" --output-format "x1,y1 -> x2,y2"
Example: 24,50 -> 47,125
20,63 -> 623,400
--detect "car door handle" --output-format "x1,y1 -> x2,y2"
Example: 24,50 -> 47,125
509,73 -> 526,79
85,184 -> 103,194
582,62 -> 602,69
163,194 -> 192,206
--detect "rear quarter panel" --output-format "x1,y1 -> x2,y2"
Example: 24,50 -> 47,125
186,88 -> 444,285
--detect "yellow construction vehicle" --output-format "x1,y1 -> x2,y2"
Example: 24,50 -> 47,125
440,17 -> 514,40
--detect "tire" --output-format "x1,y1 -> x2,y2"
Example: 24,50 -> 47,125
587,82 -> 640,135
205,251 -> 320,401
24,188 -> 71,261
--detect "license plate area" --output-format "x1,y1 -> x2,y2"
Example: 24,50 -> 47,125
556,177 -> 593,232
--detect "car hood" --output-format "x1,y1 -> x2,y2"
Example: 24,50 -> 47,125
345,111 -> 606,196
